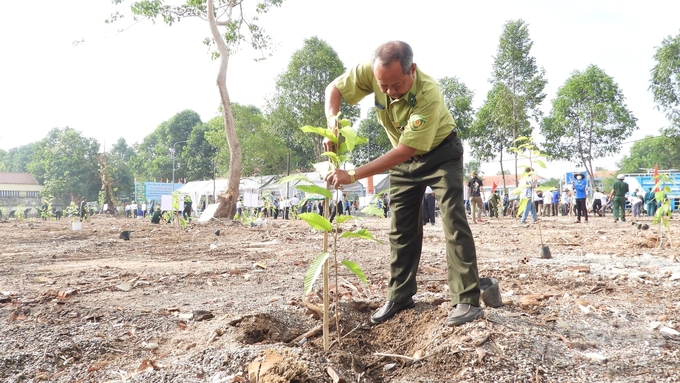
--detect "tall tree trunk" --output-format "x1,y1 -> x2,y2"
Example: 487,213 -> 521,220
207,0 -> 241,219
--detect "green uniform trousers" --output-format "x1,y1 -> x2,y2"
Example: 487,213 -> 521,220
612,196 -> 626,221
387,136 -> 480,306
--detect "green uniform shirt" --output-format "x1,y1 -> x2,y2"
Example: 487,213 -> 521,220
335,62 -> 455,155
612,180 -> 629,196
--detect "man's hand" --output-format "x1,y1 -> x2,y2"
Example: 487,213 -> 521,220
325,169 -> 350,189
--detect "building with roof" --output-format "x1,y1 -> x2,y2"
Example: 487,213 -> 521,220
0,172 -> 45,217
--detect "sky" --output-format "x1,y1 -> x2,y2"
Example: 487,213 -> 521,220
1,0 -> 678,178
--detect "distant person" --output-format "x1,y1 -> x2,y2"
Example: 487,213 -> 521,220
609,174 -> 629,223
542,189 -> 553,216
551,188 -> 560,216
520,167 -> 538,223
629,193 -> 643,218
422,186 -> 436,225
183,195 -> 192,219
572,172 -> 588,223
488,190 -> 500,218
467,171 -> 484,223
644,187 -> 656,217
150,206 -> 163,224
79,197 -> 87,222
592,187 -> 605,216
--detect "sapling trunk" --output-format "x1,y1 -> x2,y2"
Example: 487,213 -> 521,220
322,189 -> 330,350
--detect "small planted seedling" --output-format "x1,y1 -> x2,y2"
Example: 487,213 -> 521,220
280,116 -> 381,350
509,136 -> 552,257
652,174 -> 674,248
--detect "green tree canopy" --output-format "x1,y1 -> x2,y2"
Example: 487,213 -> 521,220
468,83 -> 529,188
0,143 -> 39,173
352,108 -> 391,167
618,134 -> 680,173
130,110 -> 203,182
28,127 -> 101,203
437,76 -> 475,137
266,36 -> 359,168
491,19 -> 547,180
541,65 -> 638,190
107,138 -> 136,201
649,30 -> 680,132
206,103 -> 288,176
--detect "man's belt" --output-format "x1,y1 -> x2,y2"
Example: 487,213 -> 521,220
411,131 -> 457,161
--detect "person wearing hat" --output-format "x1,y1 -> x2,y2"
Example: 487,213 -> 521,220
468,170 -> 485,223
572,172 -> 588,223
609,174 -> 629,222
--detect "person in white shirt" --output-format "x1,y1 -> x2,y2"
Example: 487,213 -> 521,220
592,187 -> 605,216
629,194 -> 643,218
560,189 -> 571,216
543,190 -> 553,216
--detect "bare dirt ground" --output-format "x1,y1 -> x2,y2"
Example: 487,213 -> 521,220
1,211 -> 679,383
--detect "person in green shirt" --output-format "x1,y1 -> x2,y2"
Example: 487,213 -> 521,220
150,206 -> 163,224
609,174 -> 629,222
324,41 -> 482,326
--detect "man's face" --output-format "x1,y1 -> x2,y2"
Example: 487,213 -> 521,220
374,60 -> 415,99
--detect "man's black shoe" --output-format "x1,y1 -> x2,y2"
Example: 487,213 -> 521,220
370,298 -> 415,324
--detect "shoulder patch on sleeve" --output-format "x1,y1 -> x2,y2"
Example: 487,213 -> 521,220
409,114 -> 427,131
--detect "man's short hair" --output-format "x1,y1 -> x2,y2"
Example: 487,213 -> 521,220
372,41 -> 413,74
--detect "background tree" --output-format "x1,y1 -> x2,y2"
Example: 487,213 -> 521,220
467,83 -> 524,190
108,138 -> 136,201
185,122 -> 219,181
206,104 -> 288,176
618,134 -> 680,173
649,30 -> 680,133
267,36 -> 359,168
1,144 -> 39,173
28,127 -> 101,204
128,110 -> 202,182
0,150 -> 6,172
111,0 -> 284,219
541,65 -> 638,192
438,76 -> 475,137
352,108 -> 391,166
490,19 -> 547,182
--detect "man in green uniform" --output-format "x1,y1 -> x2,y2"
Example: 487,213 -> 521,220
324,41 -> 482,326
609,174 -> 629,222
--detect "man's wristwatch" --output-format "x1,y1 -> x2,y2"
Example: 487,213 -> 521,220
348,170 -> 356,183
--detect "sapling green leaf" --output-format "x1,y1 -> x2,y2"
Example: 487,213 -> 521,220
298,212 -> 333,232
340,260 -> 368,284
339,228 -> 383,244
338,118 -> 351,127
355,137 -> 369,146
361,205 -> 385,218
335,215 -> 353,224
280,174 -> 316,185
339,127 -> 358,152
295,185 -> 333,200
301,126 -> 338,144
534,159 -> 547,168
304,252 -> 330,295
322,151 -> 340,165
